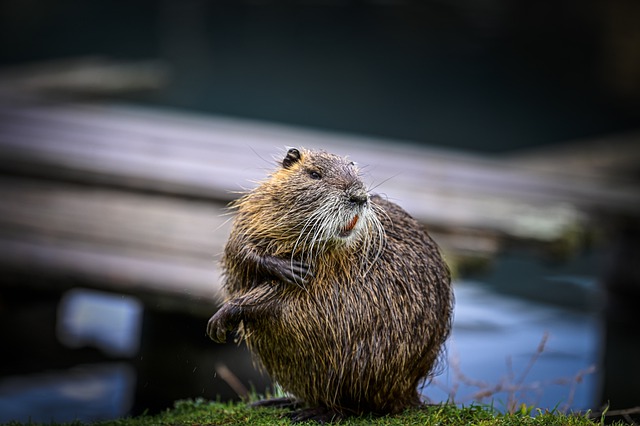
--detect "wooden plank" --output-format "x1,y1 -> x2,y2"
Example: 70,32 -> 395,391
0,177 -> 230,258
505,131 -> 640,179
0,237 -> 221,315
0,177 -> 227,310
1,98 -> 638,311
1,100 -> 637,213
0,57 -> 168,96
2,100 -> 638,242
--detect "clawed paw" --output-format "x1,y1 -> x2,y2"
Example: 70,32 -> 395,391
288,407 -> 341,424
250,397 -> 303,410
206,305 -> 240,343
265,256 -> 314,286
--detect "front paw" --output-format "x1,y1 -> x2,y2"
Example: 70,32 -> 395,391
264,256 -> 313,286
207,304 -> 240,343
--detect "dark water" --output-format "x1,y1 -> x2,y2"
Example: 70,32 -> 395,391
0,248 -> 606,423
0,1 -> 637,154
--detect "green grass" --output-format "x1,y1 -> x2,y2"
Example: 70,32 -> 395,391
2,399 -> 621,426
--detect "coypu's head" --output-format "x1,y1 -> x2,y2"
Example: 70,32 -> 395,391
237,147 -> 384,258
276,147 -> 371,245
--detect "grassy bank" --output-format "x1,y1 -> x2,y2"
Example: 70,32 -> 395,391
2,399 -> 619,426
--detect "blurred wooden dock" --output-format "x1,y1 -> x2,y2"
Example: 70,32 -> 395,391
1,96 -> 639,314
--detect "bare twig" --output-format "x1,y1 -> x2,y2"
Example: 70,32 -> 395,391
215,363 -> 250,400
517,332 -> 549,386
589,406 -> 640,425
431,332 -> 596,414
556,364 -> 596,412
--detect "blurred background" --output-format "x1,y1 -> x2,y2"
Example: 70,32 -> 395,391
0,0 -> 639,423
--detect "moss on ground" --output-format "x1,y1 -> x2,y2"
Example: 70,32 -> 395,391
1,399 -> 620,426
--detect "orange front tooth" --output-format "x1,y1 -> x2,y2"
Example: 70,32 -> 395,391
346,215 -> 359,232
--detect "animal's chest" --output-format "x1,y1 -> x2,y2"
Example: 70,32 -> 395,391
275,278 -> 389,345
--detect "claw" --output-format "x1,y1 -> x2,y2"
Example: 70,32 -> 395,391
250,397 -> 303,410
207,312 -> 225,343
207,305 -> 240,343
289,407 -> 341,424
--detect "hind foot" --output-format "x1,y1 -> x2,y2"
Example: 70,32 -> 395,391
289,407 -> 342,424
250,396 -> 303,410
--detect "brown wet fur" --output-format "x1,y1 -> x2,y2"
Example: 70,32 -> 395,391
208,148 -> 453,421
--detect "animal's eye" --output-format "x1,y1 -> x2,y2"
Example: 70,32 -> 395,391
308,170 -> 322,180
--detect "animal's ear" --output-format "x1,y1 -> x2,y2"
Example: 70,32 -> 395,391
283,148 -> 301,169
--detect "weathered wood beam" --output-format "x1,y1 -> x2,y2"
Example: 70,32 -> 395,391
2,100 -> 637,240
1,99 -> 638,310
0,178 -> 225,312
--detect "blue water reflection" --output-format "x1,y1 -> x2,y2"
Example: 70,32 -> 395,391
0,363 -> 134,424
424,279 -> 600,411
57,289 -> 143,358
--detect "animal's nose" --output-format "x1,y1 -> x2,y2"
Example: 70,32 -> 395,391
349,192 -> 368,207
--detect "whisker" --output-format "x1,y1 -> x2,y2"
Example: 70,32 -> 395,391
367,173 -> 401,193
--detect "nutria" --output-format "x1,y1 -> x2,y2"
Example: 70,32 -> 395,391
207,147 -> 453,422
